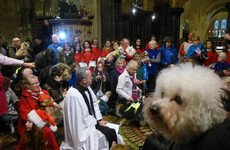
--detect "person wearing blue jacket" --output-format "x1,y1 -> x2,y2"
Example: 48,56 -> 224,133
146,40 -> 161,93
159,37 -> 178,68
185,36 -> 208,65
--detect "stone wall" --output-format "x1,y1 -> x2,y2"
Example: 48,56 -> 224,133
180,0 -> 229,43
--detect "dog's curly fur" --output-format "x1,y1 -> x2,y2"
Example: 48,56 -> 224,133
40,98 -> 62,122
143,63 -> 226,143
15,42 -> 29,56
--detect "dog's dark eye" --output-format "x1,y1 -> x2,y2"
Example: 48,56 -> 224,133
171,96 -> 183,104
161,92 -> 164,98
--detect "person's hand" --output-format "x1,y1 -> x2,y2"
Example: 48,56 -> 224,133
138,89 -> 142,93
23,50 -> 29,56
22,62 -> 35,68
102,75 -> 106,81
136,79 -> 141,85
62,89 -> 67,98
99,120 -> 108,126
96,75 -> 101,80
128,97 -> 134,102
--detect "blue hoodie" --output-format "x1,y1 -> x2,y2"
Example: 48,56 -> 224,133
159,45 -> 178,66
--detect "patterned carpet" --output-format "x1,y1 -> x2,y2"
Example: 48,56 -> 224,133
1,115 -> 154,150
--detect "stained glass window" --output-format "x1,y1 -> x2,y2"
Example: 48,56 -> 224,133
214,20 -> 219,37
183,20 -> 188,32
220,18 -> 227,37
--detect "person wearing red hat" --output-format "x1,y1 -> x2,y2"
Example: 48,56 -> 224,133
17,110 -> 59,150
18,74 -> 50,137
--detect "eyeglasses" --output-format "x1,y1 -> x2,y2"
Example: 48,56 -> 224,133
28,82 -> 40,86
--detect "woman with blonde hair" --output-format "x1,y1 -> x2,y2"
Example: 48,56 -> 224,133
18,75 -> 50,136
101,40 -> 112,58
109,57 -> 126,108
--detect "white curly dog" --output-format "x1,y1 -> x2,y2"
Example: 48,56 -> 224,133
144,63 -> 226,144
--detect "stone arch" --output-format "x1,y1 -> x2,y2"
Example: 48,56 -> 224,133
202,0 -> 228,39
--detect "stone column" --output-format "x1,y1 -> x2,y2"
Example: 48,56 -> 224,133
170,7 -> 184,49
225,2 -> 230,33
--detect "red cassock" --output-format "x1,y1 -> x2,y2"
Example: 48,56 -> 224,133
18,88 -> 50,137
92,46 -> 101,61
135,47 -> 145,54
75,52 -> 85,63
81,49 -> 93,65
227,51 -> 230,64
101,49 -> 111,58
204,50 -> 218,67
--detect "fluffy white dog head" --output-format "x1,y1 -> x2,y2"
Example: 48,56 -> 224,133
125,46 -> 136,56
144,63 -> 226,143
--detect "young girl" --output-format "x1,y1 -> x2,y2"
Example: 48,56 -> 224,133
17,110 -> 59,150
111,40 -> 119,52
133,38 -> 145,54
56,42 -> 75,66
81,40 -> 93,66
101,40 -> 111,58
204,40 -> 218,67
74,43 -> 85,64
91,37 -> 101,61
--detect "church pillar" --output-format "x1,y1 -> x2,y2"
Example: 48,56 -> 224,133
170,7 -> 184,49
225,2 -> 230,33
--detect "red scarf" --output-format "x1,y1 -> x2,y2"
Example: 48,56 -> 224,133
26,88 -> 43,100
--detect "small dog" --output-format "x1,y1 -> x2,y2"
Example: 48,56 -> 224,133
15,42 -> 29,56
116,97 -> 145,126
141,51 -> 151,67
39,94 -> 62,122
143,63 -> 226,144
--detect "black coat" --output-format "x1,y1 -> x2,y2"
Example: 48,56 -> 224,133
170,118 -> 230,150
91,70 -> 109,95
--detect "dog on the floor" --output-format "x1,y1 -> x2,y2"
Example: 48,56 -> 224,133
116,99 -> 145,126
143,63 -> 226,144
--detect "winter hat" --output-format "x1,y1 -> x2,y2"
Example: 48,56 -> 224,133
39,94 -> 55,106
27,110 -> 57,132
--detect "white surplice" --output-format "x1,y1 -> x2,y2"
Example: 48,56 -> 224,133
60,86 -> 124,150
60,87 -> 109,150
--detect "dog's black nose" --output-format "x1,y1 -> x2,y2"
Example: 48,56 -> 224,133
149,105 -> 160,116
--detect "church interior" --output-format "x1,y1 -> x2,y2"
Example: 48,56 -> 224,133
0,0 -> 230,150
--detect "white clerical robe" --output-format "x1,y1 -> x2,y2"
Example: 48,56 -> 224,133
60,87 -> 109,150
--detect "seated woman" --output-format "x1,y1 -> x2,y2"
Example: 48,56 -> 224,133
18,75 -> 50,137
17,110 -> 59,150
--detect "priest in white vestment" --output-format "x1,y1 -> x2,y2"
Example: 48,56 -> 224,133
60,67 -> 123,150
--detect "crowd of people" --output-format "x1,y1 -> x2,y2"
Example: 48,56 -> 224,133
0,29 -> 230,150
